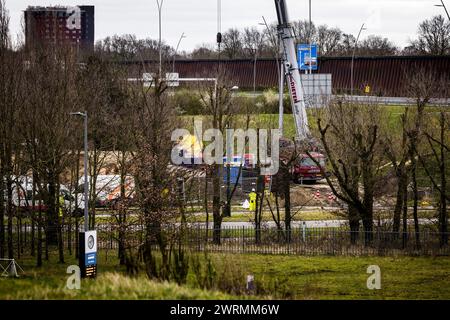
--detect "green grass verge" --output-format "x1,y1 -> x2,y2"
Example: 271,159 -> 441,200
222,254 -> 450,300
0,253 -> 235,300
2,251 -> 450,300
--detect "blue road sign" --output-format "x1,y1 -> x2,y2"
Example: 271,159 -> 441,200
298,44 -> 318,71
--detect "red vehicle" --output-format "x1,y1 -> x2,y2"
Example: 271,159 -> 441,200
291,152 -> 327,183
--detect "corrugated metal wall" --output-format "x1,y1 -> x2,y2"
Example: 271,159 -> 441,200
124,56 -> 450,97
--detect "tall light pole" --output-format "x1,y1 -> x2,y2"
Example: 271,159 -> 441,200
70,111 -> 89,232
156,0 -> 164,78
351,23 -> 366,96
253,42 -> 257,94
435,0 -> 450,20
172,32 -> 186,73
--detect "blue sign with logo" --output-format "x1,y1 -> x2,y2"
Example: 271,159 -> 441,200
298,44 -> 318,71
85,252 -> 97,266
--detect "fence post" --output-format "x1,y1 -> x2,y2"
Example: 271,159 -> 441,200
109,225 -> 113,250
302,222 -> 306,242
197,224 -> 201,252
24,222 -> 27,249
242,226 -> 245,253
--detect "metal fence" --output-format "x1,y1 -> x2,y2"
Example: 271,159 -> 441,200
93,224 -> 450,257
5,222 -> 450,257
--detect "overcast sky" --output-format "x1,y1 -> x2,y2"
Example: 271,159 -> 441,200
5,0 -> 447,51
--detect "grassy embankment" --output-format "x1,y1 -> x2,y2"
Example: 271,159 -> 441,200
2,251 -> 450,300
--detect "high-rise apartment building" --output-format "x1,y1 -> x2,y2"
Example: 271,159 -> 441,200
24,5 -> 94,51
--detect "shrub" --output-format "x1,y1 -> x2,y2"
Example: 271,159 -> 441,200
172,89 -> 203,115
191,252 -> 217,290
170,246 -> 190,285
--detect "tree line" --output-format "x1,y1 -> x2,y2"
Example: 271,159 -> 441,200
95,15 -> 450,61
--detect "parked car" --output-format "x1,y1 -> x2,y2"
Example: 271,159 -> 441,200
291,153 -> 329,183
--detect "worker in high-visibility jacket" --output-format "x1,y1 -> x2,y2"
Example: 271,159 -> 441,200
249,189 -> 257,212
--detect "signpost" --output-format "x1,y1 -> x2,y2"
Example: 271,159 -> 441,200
79,230 -> 97,278
298,44 -> 318,71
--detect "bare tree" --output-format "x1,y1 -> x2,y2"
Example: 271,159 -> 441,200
309,101 -> 384,244
222,28 -> 243,59
407,15 -> 450,55
358,35 -> 398,56
0,0 -> 24,259
292,20 -> 317,46
337,33 -> 356,56
404,69 -> 446,247
0,0 -> 9,49
383,110 -> 410,235
417,110 -> 449,246
76,55 -> 126,229
197,74 -> 239,244
190,43 -> 217,59
242,27 -> 266,59
95,34 -> 174,61
406,69 -> 448,246
316,25 -> 342,56
19,45 -> 81,263
129,75 -> 188,281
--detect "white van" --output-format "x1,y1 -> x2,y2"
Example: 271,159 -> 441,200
4,176 -> 85,216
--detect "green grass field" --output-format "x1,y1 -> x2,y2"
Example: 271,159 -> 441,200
179,105 -> 415,139
2,251 -> 449,300
238,254 -> 450,299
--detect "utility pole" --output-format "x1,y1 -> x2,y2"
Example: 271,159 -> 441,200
70,111 -> 89,232
172,32 -> 186,73
253,43 -> 257,94
156,0 -> 164,78
351,23 -> 366,96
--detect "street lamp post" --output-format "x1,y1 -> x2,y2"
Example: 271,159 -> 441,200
70,111 -> 89,232
156,0 -> 164,78
435,0 -> 450,20
172,32 -> 186,73
253,44 -> 257,94
351,23 -> 366,96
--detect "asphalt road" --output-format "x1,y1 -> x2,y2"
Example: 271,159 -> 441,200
186,218 -> 437,229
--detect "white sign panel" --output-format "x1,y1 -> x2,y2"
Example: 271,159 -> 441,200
84,230 -> 97,254
166,73 -> 180,87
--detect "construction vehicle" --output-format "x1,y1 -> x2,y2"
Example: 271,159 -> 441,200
274,0 -> 327,183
